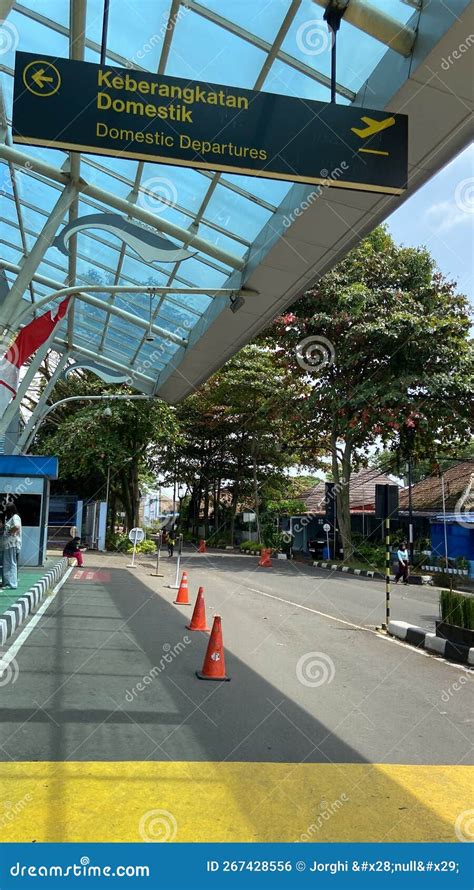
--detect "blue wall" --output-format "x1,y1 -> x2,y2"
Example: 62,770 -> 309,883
430,522 -> 474,561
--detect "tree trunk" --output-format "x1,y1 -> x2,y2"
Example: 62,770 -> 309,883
229,437 -> 245,545
229,480 -> 240,545
110,492 -> 117,533
252,455 -> 261,544
131,461 -> 140,528
120,475 -> 133,531
204,484 -> 210,538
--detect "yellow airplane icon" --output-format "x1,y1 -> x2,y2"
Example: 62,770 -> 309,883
351,115 -> 396,138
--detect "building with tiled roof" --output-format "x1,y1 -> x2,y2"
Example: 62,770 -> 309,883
296,467 -> 401,515
399,461 -> 474,515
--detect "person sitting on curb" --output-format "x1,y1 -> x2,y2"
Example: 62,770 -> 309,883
63,536 -> 86,567
394,540 -> 409,586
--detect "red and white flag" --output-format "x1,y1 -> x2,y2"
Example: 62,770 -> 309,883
0,298 -> 70,418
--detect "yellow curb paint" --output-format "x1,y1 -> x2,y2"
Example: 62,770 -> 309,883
0,762 -> 469,842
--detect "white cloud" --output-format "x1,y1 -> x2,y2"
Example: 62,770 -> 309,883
425,199 -> 471,232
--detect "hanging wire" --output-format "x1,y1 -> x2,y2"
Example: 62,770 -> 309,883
100,0 -> 110,65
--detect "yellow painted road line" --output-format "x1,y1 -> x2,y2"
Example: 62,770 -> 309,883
0,761 -> 470,842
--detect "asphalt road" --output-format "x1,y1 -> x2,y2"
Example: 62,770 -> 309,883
0,550 -> 472,843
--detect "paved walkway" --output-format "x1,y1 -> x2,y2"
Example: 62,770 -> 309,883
0,558 -> 57,615
0,551 -> 471,843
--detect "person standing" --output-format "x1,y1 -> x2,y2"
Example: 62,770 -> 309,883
394,540 -> 409,585
3,503 -> 22,589
167,532 -> 175,557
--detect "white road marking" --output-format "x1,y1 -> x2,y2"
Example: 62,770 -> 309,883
0,565 -> 76,670
245,585 -> 470,671
246,586 -> 380,634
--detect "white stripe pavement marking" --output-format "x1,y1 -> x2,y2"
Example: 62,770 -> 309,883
0,565 -> 75,671
244,586 -> 470,671
246,586 -> 380,634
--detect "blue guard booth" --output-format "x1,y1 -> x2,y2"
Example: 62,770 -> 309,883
0,454 -> 58,566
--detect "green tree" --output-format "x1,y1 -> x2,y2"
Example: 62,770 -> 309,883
164,345 -> 310,543
265,227 -> 473,558
33,374 -> 178,529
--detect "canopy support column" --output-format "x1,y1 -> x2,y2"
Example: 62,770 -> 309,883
15,353 -> 69,453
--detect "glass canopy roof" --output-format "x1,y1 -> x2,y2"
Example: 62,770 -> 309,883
0,0 -> 417,398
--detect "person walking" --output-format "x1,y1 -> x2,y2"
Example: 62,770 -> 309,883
63,536 -> 85,566
167,532 -> 175,557
395,540 -> 409,585
3,503 -> 22,589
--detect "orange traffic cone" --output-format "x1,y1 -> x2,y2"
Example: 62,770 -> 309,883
258,547 -> 272,567
196,615 -> 230,681
198,539 -> 207,553
174,571 -> 191,605
186,586 -> 210,632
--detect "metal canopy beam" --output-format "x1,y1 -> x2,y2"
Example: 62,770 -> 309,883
184,0 -> 356,100
312,0 -> 417,57
0,261 -> 246,347
67,0 -> 87,350
0,81 -> 37,307
52,337 -> 155,388
15,352 -> 69,453
0,0 -> 15,18
0,144 -> 246,271
0,259 -> 238,346
0,183 -> 76,335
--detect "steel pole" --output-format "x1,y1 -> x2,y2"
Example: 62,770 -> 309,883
151,531 -> 164,578
384,516 -> 391,629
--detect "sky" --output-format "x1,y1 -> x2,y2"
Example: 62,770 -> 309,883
387,143 -> 473,304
